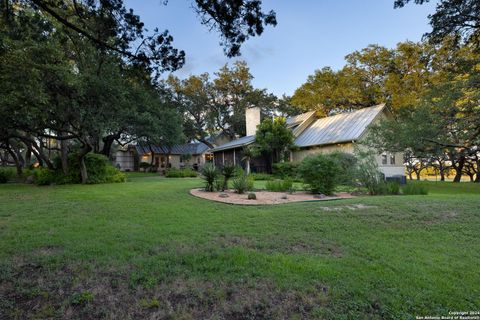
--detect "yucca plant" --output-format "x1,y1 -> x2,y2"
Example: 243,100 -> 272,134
201,163 -> 218,192
221,164 -> 236,191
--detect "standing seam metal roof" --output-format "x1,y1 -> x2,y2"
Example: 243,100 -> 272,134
136,142 -> 210,155
210,135 -> 255,152
293,104 -> 385,147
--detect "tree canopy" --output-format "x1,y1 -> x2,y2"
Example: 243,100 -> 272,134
394,0 -> 480,48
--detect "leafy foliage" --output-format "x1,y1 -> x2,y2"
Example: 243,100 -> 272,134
327,151 -> 359,186
231,174 -> 254,194
402,183 -> 429,195
298,154 -> 340,195
254,117 -> 295,172
272,162 -> 300,180
165,168 -> 198,178
201,163 -> 218,192
395,0 -> 480,48
354,148 -> 385,195
221,164 -> 236,191
265,179 -> 293,192
0,167 -> 15,183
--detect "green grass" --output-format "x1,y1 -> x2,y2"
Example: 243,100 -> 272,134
0,178 -> 479,319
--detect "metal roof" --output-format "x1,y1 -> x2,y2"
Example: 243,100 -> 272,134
210,135 -> 255,152
294,104 -> 385,147
286,111 -> 315,126
136,142 -> 210,155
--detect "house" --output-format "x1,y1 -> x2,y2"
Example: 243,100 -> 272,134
210,104 -> 405,179
114,142 -> 212,172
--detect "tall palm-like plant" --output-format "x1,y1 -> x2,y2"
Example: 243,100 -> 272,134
241,146 -> 256,175
201,163 -> 218,192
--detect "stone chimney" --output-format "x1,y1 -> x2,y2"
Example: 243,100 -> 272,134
245,107 -> 261,136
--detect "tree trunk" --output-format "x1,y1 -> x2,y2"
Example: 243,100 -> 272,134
60,139 -> 69,174
475,159 -> 480,183
101,133 -> 121,158
6,146 -> 22,175
245,159 -> 250,175
439,165 -> 445,181
78,143 -> 92,184
452,156 -> 465,183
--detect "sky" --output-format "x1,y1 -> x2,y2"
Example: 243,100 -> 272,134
124,0 -> 439,97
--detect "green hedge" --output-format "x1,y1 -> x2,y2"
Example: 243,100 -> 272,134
32,153 -> 126,186
298,154 -> 340,195
272,162 -> 300,179
165,168 -> 198,178
0,167 -> 16,183
265,179 -> 293,192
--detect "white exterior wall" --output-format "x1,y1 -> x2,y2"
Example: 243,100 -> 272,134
291,143 -> 406,178
114,150 -> 135,171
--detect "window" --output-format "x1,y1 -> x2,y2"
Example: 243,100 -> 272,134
390,154 -> 396,165
381,154 -> 387,165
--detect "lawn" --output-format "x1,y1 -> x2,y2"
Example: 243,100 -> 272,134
0,176 -> 479,319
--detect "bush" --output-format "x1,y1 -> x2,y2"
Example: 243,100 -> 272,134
139,162 -> 151,172
250,172 -> 273,181
327,151 -> 358,185
33,167 -> 56,186
265,179 -> 293,192
221,164 -> 236,191
165,168 -> 197,178
232,175 -> 254,194
272,162 -> 299,179
354,149 -> 385,195
202,163 -> 218,192
298,154 -> 339,195
50,153 -> 125,185
0,167 -> 15,183
385,181 -> 400,195
402,183 -> 429,195
64,153 -> 124,184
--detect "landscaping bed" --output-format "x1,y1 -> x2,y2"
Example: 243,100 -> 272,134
190,188 -> 355,205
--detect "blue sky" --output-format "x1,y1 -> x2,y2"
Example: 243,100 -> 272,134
125,0 -> 438,96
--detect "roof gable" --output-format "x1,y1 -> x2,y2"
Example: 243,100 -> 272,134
294,104 -> 385,147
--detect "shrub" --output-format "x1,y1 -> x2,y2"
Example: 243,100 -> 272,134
165,168 -> 197,178
272,162 -> 299,179
33,167 -> 56,186
298,154 -> 339,195
402,183 -> 429,195
104,166 -> 127,183
327,151 -> 358,185
0,167 -> 15,183
232,175 -> 254,194
139,162 -> 151,171
354,149 -> 385,195
385,181 -> 400,195
250,172 -> 273,181
64,153 -> 124,184
201,163 -> 218,192
265,179 -> 293,192
221,164 -> 236,191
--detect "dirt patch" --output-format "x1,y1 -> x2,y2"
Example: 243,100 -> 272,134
190,188 -> 354,205
0,260 -> 329,319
